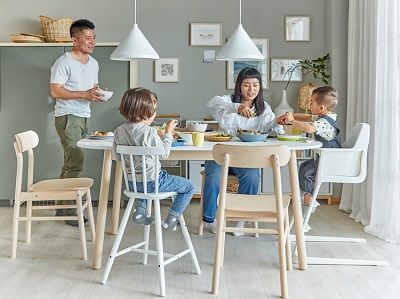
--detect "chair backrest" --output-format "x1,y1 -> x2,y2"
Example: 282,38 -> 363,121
14,131 -> 39,193
212,144 -> 291,169
116,145 -> 165,194
317,123 -> 370,183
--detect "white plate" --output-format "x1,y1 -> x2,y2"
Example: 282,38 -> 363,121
277,134 -> 304,141
99,90 -> 113,101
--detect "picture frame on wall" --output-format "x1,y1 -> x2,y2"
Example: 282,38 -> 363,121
190,23 -> 222,46
154,58 -> 179,82
226,38 -> 269,89
285,16 -> 311,41
270,58 -> 302,82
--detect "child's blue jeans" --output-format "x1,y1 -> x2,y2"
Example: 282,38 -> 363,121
129,170 -> 194,217
298,157 -> 319,196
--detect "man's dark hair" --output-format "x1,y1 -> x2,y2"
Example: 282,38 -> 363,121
70,19 -> 95,37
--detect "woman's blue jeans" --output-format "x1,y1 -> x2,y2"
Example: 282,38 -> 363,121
129,170 -> 194,217
202,160 -> 260,223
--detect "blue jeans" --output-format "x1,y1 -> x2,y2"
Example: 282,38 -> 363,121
202,160 -> 260,223
129,170 -> 194,217
298,157 -> 319,195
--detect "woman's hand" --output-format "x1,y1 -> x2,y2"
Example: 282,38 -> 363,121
276,114 -> 287,125
165,119 -> 178,133
285,112 -> 295,124
238,104 -> 253,118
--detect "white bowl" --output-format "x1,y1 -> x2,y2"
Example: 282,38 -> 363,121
177,132 -> 192,143
186,123 -> 208,132
99,90 -> 113,101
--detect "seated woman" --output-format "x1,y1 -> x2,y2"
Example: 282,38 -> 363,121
203,67 -> 282,235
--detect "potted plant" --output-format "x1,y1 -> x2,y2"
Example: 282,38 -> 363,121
274,53 -> 330,117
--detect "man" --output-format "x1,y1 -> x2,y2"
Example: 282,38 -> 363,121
51,19 -> 101,226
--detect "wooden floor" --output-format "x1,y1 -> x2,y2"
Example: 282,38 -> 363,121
1,202 -> 399,299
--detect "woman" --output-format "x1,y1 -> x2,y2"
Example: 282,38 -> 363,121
203,67 -> 282,235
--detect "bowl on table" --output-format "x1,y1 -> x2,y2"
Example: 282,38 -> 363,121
177,132 -> 193,143
237,133 -> 269,142
98,90 -> 113,101
186,122 -> 208,133
172,138 -> 185,147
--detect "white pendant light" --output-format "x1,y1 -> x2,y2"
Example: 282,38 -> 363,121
216,0 -> 264,61
110,0 -> 159,61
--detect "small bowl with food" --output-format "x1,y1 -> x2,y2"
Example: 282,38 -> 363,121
237,129 -> 269,142
177,132 -> 193,143
186,122 -> 208,133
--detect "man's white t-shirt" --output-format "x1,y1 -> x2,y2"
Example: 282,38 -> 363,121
50,52 -> 99,118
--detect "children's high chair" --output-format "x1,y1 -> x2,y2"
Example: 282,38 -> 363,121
101,145 -> 201,297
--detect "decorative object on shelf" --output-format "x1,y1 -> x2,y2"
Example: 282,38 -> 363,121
283,53 -> 330,90
285,16 -> 311,41
203,50 -> 216,63
297,83 -> 318,113
190,23 -> 222,46
39,15 -> 73,42
110,0 -> 159,60
274,89 -> 294,117
227,38 -> 269,89
271,58 -> 302,82
10,33 -> 46,43
154,58 -> 179,82
216,0 -> 264,61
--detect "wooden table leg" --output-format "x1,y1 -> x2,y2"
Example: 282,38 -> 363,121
111,160 -> 123,235
92,149 -> 112,270
288,151 -> 307,270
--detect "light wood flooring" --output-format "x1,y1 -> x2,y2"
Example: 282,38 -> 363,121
0,202 -> 399,299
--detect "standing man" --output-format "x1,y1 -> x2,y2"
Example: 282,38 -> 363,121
51,19 -> 101,226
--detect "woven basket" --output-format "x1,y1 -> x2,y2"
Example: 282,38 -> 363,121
40,15 -> 73,42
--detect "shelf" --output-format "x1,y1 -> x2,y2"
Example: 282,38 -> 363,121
0,42 -> 118,47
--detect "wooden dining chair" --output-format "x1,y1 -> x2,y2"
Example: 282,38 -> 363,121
211,144 -> 292,299
102,145 -> 201,297
12,130 -> 95,260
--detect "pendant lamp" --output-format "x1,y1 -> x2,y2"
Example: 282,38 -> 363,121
216,0 -> 264,61
110,0 -> 159,61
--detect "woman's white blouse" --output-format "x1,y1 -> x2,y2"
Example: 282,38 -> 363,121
206,95 -> 282,133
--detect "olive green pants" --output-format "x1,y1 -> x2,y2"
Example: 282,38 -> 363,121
55,115 -> 88,216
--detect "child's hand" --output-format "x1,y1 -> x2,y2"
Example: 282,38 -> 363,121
276,115 -> 287,125
165,119 -> 178,133
285,112 -> 294,124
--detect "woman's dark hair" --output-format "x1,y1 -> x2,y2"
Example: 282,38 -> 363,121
119,88 -> 158,123
70,19 -> 95,37
231,67 -> 265,115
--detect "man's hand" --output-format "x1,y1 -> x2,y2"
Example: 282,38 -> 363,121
85,85 -> 102,102
238,104 -> 252,118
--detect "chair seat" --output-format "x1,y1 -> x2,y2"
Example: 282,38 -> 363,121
225,193 -> 291,219
29,178 -> 94,191
123,190 -> 177,200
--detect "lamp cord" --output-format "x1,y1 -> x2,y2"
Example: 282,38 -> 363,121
239,0 -> 242,24
134,0 -> 137,24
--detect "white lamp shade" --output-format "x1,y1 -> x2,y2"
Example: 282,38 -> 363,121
110,24 -> 159,61
216,24 -> 264,61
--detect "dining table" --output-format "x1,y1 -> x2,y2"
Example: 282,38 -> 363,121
77,136 -> 322,271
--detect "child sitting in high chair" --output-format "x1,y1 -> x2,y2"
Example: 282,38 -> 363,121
112,88 -> 194,231
277,86 -> 341,208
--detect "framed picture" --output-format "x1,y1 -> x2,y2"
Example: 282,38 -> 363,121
154,58 -> 179,83
190,23 -> 222,46
270,58 -> 302,82
226,38 -> 269,89
285,16 -> 311,41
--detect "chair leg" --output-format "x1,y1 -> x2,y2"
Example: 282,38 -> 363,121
25,200 -> 32,243
102,197 -> 135,284
277,217 -> 288,299
86,189 -> 96,242
76,194 -> 87,260
143,199 -> 152,265
11,199 -> 21,258
179,215 -> 201,274
111,161 -> 123,235
154,200 -> 166,297
254,221 -> 259,238
220,220 -> 226,268
285,210 -> 292,271
198,179 -> 205,236
211,213 -> 225,295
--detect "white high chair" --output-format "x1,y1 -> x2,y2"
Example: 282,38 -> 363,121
101,145 -> 201,297
292,123 -> 388,266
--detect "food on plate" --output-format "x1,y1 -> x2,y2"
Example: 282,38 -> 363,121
93,131 -> 114,137
237,128 -> 264,135
205,133 -> 232,142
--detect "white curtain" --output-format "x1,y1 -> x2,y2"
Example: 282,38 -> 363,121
340,0 -> 400,242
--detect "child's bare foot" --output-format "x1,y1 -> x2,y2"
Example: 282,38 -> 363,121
303,194 -> 312,206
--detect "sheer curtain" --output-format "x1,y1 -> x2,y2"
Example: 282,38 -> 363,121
340,0 -> 400,242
